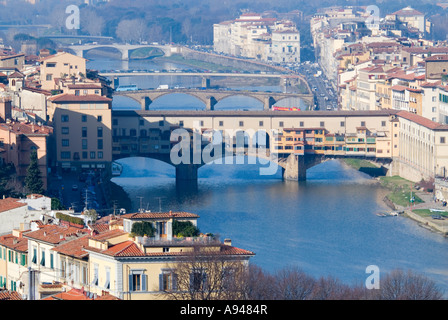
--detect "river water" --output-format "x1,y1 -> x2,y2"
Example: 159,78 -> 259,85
88,54 -> 448,294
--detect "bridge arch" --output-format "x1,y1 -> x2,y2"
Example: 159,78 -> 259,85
213,94 -> 265,110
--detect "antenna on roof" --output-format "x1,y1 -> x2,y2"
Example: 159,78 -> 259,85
137,196 -> 144,213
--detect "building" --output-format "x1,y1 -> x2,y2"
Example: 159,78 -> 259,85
39,52 -> 87,91
425,55 -> 448,80
0,117 -> 52,190
214,13 -> 300,63
47,93 -> 112,173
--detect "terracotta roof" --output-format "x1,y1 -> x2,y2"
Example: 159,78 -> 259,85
0,121 -> 52,135
48,93 -> 112,103
66,84 -> 102,89
121,211 -> 200,220
0,197 -> 27,213
397,111 -> 448,130
24,225 -> 89,245
51,235 -> 90,259
392,7 -> 424,16
0,234 -> 28,252
425,55 -> 448,62
0,291 -> 22,300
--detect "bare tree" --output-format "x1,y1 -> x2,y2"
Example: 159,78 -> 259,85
273,266 -> 316,300
81,10 -> 105,37
157,244 -> 251,300
116,19 -> 148,44
376,269 -> 444,300
241,264 -> 277,300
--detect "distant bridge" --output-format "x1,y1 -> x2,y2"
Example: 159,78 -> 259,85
67,43 -> 174,60
113,88 -> 315,110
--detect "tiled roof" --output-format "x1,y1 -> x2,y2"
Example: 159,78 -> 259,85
0,291 -> 23,300
48,93 -> 112,103
425,55 -> 448,62
397,111 -> 448,130
0,197 -> 27,213
0,121 -> 52,135
51,235 -> 90,259
121,211 -> 200,220
24,225 -> 89,244
0,234 -> 28,252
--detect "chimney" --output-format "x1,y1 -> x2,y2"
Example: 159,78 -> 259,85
224,238 -> 232,246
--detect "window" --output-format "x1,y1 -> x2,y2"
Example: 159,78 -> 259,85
105,267 -> 111,290
61,115 -> 69,122
190,269 -> 207,291
320,121 -> 325,127
62,139 -> 69,147
32,247 -> 37,264
259,121 -> 264,127
98,151 -> 103,159
97,127 -> 103,137
129,271 -> 147,292
97,139 -> 103,150
97,115 -> 102,122
159,270 -> 177,292
239,121 -> 244,127
113,119 -> 118,125
82,115 -> 87,122
82,127 -> 87,137
92,264 -> 99,286
279,121 -> 284,127
90,152 -> 96,159
82,151 -> 88,159
130,129 -> 137,137
62,127 -> 69,134
300,121 -> 304,127
159,120 -> 164,126
46,74 -> 53,81
50,253 -> 54,269
46,63 -> 56,67
340,121 -> 345,127
361,121 -> 366,127
75,90 -> 80,96
40,249 -> 45,267
61,151 -> 71,159
82,139 -> 88,150
179,120 -> 184,127
441,137 -> 446,144
381,121 -> 386,127
219,121 -> 223,126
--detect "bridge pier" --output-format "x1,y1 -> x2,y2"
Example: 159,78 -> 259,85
141,97 -> 152,110
202,77 -> 211,89
121,49 -> 129,61
175,164 -> 199,182
205,96 -> 218,111
264,96 -> 276,110
283,154 -> 307,181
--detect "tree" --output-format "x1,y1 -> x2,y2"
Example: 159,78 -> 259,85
131,221 -> 156,237
375,269 -> 444,300
158,244 -> 250,300
24,151 -> 43,195
172,220 -> 200,237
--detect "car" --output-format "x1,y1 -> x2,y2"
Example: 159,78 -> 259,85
72,185 -> 78,191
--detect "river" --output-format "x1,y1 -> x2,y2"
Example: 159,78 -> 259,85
87,53 -> 448,294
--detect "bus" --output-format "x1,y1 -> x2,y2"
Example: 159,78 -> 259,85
116,84 -> 139,92
272,106 -> 300,111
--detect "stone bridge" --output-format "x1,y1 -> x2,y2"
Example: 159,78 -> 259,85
67,43 -> 174,60
113,88 -> 314,110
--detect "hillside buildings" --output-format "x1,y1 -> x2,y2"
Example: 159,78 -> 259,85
214,13 -> 301,63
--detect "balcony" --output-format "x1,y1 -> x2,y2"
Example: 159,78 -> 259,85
136,234 -> 221,247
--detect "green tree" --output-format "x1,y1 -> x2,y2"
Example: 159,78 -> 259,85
24,151 -> 44,195
172,220 -> 200,237
131,221 -> 156,237
51,198 -> 65,210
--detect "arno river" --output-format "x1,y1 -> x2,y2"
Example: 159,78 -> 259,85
88,53 -> 448,293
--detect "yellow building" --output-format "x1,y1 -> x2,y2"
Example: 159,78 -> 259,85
47,93 -> 113,173
39,52 -> 87,91
84,212 -> 255,300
